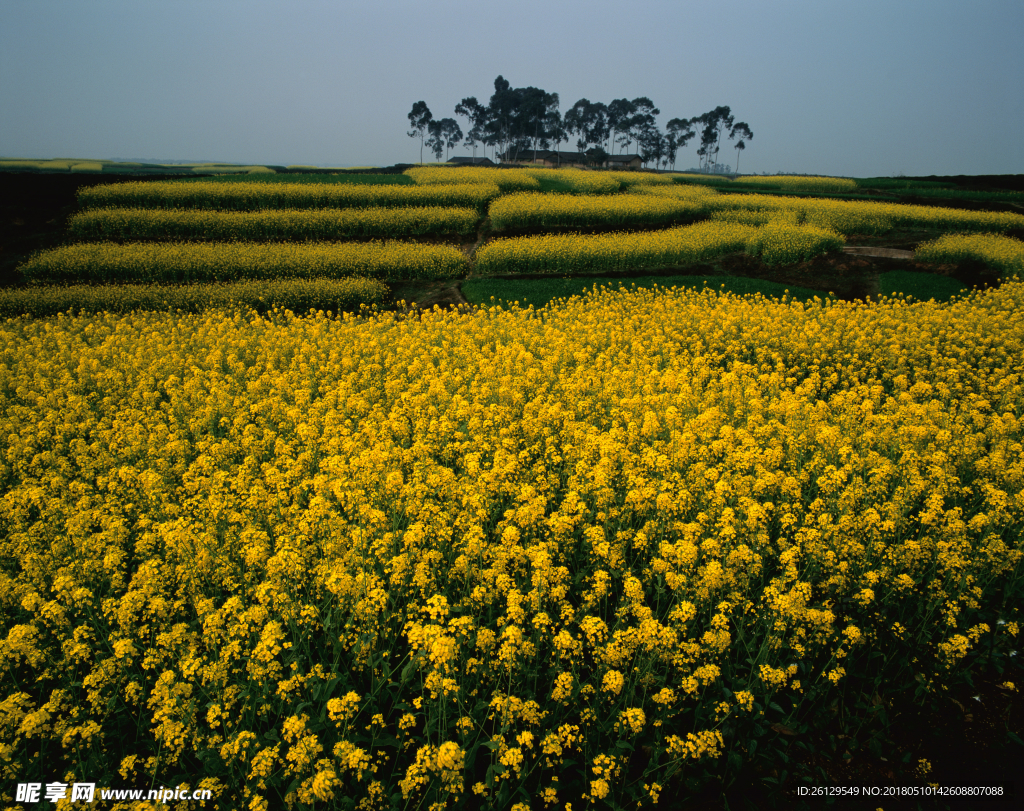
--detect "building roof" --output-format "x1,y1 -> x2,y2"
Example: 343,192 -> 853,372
499,150 -> 595,162
447,156 -> 495,165
495,150 -> 645,166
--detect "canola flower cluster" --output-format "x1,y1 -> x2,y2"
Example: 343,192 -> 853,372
914,233 -> 1024,278
18,241 -> 467,285
520,168 -> 622,195
69,206 -> 480,242
475,220 -> 843,275
78,181 -> 500,213
744,221 -> 846,266
0,277 -> 389,318
488,192 -> 704,231
1,282 -> 1021,809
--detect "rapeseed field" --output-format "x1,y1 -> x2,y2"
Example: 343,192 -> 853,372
2,280 -> 1021,809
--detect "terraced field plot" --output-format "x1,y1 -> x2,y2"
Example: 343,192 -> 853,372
2,167 -> 1022,810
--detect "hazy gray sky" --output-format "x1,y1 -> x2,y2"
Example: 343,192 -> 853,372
2,0 -> 1022,176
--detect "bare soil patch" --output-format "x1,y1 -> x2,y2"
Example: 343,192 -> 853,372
384,279 -> 471,312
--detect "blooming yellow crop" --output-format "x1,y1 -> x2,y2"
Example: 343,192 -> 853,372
735,175 -> 858,194
0,277 -> 389,318
475,219 -> 842,274
476,220 -> 759,274
69,206 -> 480,241
915,232 -> 1024,277
488,191 -> 703,230
404,165 -> 540,191
642,185 -> 1024,235
605,171 -> 673,188
520,167 -> 622,194
3,189 -> 1024,810
744,221 -> 845,265
667,172 -> 733,184
78,180 -> 500,212
18,240 -> 467,284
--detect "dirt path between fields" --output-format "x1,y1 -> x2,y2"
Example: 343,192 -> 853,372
843,246 -> 915,259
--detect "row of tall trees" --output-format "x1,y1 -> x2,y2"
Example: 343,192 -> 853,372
407,77 -> 753,172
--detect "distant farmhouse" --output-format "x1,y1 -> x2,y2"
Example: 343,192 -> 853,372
488,150 -> 643,170
447,156 -> 496,166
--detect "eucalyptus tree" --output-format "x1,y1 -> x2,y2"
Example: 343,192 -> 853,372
729,122 -> 753,174
544,107 -> 566,164
425,118 -> 462,162
584,102 -> 610,159
693,106 -> 734,172
564,99 -> 608,161
407,101 -> 433,164
440,118 -> 463,161
625,97 -> 660,156
709,106 -> 735,171
564,99 -> 592,154
486,76 -> 518,161
481,78 -> 557,163
454,97 -> 489,160
606,98 -> 634,154
425,120 -> 444,162
517,88 -> 559,161
665,117 -> 695,170
637,123 -> 665,168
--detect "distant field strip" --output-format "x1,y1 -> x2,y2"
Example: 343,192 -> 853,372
488,192 -> 706,230
670,173 -> 733,185
732,175 -> 859,193
0,277 -> 390,318
915,233 -> 1024,277
605,171 -> 675,188
77,181 -> 500,212
18,241 -> 468,285
405,166 -> 541,191
520,168 -> 624,194
69,206 -> 480,241
641,186 -> 1024,235
476,220 -> 845,276
179,173 -> 414,185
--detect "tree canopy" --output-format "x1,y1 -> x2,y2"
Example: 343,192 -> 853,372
408,79 -> 751,172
